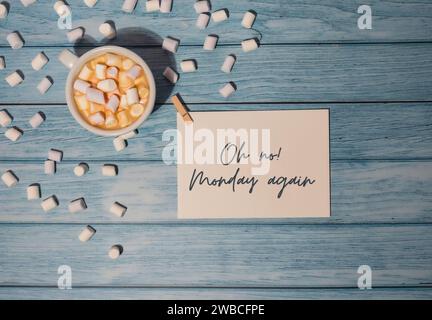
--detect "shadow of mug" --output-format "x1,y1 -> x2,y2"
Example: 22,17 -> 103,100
73,27 -> 176,112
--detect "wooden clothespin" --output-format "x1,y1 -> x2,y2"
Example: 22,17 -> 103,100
172,93 -> 193,123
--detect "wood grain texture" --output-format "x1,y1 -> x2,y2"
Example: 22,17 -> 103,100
1,0 -> 432,45
1,103 -> 432,161
1,44 -> 432,104
0,224 -> 431,287
1,287 -> 432,300
0,160 -> 431,224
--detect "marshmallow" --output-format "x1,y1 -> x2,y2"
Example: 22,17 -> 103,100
74,79 -> 91,94
160,0 -> 172,13
102,164 -> 118,176
162,66 -> 179,84
74,163 -> 89,176
37,77 -> 53,95
78,65 -> 92,81
95,64 -> 107,80
196,13 -> 210,29
27,184 -> 41,200
67,27 -> 85,43
89,112 -> 105,125
44,159 -> 56,175
58,49 -> 78,69
31,52 -> 49,71
69,198 -> 87,213
84,0 -> 98,8
108,245 -> 123,259
48,148 -> 63,162
203,34 -> 218,50
242,10 -> 256,29
0,56 -> 4,69
221,54 -> 236,73
219,82 -> 236,98
126,65 -> 142,80
99,22 -> 116,39
126,87 -> 139,105
119,94 -> 128,108
97,79 -> 117,92
241,38 -> 259,52
110,202 -> 127,217
122,0 -> 137,13
5,71 -> 24,87
212,9 -> 228,23
7,32 -> 24,49
162,37 -> 179,53
29,111 -> 45,128
119,129 -> 138,140
146,0 -> 159,12
79,225 -> 96,242
21,0 -> 37,7
54,1 -> 66,16
194,0 -> 211,13
5,127 -> 23,142
41,195 -> 59,212
106,95 -> 120,113
0,109 -> 13,127
0,4 -> 8,19
130,104 -> 144,117
106,66 -> 118,79
180,60 -> 197,73
113,137 -> 127,152
106,54 -> 122,67
86,88 -> 105,104
1,170 -> 18,187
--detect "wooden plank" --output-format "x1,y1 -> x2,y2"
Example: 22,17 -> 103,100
1,286 -> 432,300
1,103 -> 432,161
1,0 -> 432,45
0,160 -> 431,223
0,224 -> 431,286
1,44 -> 432,104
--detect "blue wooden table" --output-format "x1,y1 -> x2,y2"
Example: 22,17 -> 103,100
1,0 -> 432,300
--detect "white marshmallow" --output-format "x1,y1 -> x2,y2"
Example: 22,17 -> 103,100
54,1 -> 66,16
84,0 -> 98,8
119,94 -> 128,109
89,112 -> 105,125
122,0 -> 137,13
74,163 -> 89,176
110,202 -> 127,217
212,9 -> 228,23
219,82 -> 236,98
126,87 -> 139,105
37,77 -> 53,95
113,137 -> 127,152
160,0 -> 172,13
27,184 -> 41,200
69,198 -> 87,213
119,129 -> 138,140
99,22 -> 116,39
97,79 -> 117,92
0,109 -> 13,127
5,71 -> 24,87
44,159 -> 56,175
41,195 -> 59,212
95,64 -> 107,80
108,245 -> 123,259
73,79 -> 91,94
242,11 -> 256,29
78,65 -> 92,81
48,148 -> 63,162
162,66 -> 179,84
5,127 -> 23,142
146,0 -> 159,12
196,13 -> 210,29
102,164 -> 118,176
180,60 -> 197,73
0,56 -> 5,69
241,38 -> 259,52
203,35 -> 218,50
126,65 -> 142,80
67,27 -> 85,43
106,54 -> 121,67
7,32 -> 24,49
21,0 -> 37,7
79,225 -> 96,242
106,66 -> 118,79
58,49 -> 78,69
1,170 -> 18,187
106,95 -> 120,113
31,52 -> 49,71
86,87 -> 105,104
0,4 -> 8,19
194,0 -> 210,13
221,54 -> 236,73
162,37 -> 179,53
29,111 -> 45,128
